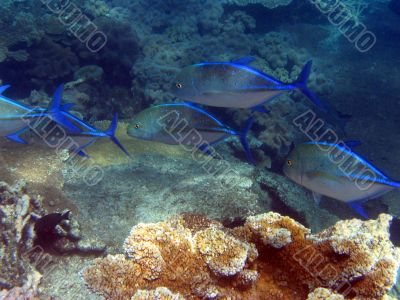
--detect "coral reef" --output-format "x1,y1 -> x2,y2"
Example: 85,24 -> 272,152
306,288 -> 344,300
83,212 -> 400,299
0,1 -> 44,63
0,270 -> 42,300
0,180 -> 44,289
132,287 -> 185,300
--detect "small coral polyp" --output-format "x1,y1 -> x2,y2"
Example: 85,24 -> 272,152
83,212 -> 400,300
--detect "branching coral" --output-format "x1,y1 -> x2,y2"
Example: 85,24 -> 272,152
83,212 -> 400,299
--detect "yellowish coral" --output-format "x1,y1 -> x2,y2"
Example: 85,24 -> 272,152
244,212 -> 297,248
83,212 -> 400,299
307,288 -> 344,300
131,287 -> 185,300
194,226 -> 254,276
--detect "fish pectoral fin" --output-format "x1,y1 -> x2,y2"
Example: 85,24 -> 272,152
304,171 -> 327,180
202,90 -> 236,96
312,192 -> 322,205
305,171 -> 344,184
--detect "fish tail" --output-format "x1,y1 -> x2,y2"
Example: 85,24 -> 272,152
239,116 -> 256,165
105,113 -> 130,157
294,60 -> 328,113
48,85 -> 81,133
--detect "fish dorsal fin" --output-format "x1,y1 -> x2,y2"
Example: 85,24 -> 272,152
0,85 -> 11,94
231,56 -> 256,66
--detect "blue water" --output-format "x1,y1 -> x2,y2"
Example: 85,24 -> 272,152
1,0 -> 400,298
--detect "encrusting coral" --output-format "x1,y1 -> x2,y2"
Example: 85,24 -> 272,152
83,212 -> 400,299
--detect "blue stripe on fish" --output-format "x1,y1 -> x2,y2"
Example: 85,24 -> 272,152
138,102 -> 255,164
0,84 -> 37,111
156,102 -> 228,129
304,141 -> 391,181
194,62 -> 283,85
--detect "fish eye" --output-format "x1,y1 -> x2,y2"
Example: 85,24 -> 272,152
176,83 -> 183,89
134,124 -> 141,129
287,159 -> 293,167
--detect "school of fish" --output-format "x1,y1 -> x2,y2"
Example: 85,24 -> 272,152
1,57 -> 397,218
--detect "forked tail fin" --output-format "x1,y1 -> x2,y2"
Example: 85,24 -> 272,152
294,60 -> 328,113
105,113 -> 130,157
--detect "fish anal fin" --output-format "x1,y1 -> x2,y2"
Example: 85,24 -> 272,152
348,201 -> 369,219
6,127 -> 28,144
251,105 -> 270,114
6,133 -> 27,144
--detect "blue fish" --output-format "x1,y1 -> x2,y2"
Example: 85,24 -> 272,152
0,84 -> 80,144
127,102 -> 255,163
283,141 -> 400,218
24,85 -> 130,157
172,57 -> 327,112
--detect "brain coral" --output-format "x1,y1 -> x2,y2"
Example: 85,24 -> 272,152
83,212 -> 400,299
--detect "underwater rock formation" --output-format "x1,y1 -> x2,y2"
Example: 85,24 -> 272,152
83,212 -> 400,299
0,180 -> 44,289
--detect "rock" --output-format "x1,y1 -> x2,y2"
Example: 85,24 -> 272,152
83,212 -> 400,299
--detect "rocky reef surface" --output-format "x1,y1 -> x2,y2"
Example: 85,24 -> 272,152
1,133 -> 399,299
83,212 -> 399,299
0,180 -> 43,294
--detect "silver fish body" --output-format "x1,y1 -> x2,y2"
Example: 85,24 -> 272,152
0,89 -> 44,137
127,103 -> 235,147
283,142 -> 399,204
172,62 -> 287,109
